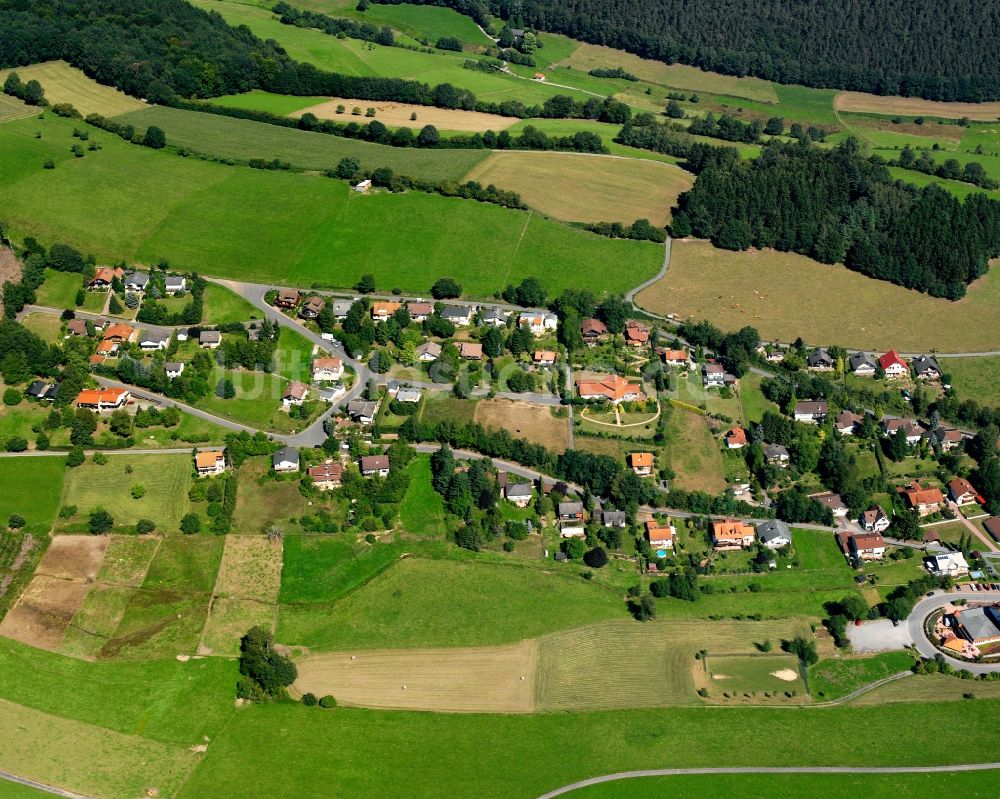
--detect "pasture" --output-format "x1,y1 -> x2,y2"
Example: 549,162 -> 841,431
463,150 -> 691,225
0,61 -> 145,117
116,104 -> 489,182
639,240 -> 1000,351
292,640 -> 538,712
277,535 -> 404,605
399,455 -> 450,537
473,398 -> 570,453
0,113 -> 662,297
57,453 -> 194,532
292,96 -> 518,132
293,0 -> 493,45
0,456 -> 65,534
835,90 -> 1000,120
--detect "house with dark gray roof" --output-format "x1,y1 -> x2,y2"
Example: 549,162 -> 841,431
272,447 -> 300,472
756,519 -> 792,549
849,351 -> 877,376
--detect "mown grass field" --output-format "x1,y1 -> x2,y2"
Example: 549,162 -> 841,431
293,96 -> 518,132
938,356 -> 1000,405
473,399 -> 570,453
278,535 -> 406,605
18,312 -> 61,343
835,90 -> 1000,120
210,89 -> 328,115
116,104 -> 490,182
0,92 -> 31,123
34,268 -> 84,309
463,150 -> 690,225
399,455 -> 450,537
809,651 -> 916,701
293,0 -> 493,45
0,457 -> 65,534
201,281 -> 261,325
664,406 -> 726,493
0,113 -> 661,297
0,61 -> 145,117
639,240 -> 1000,351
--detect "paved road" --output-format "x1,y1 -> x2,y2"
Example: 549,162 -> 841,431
535,763 -> 1000,799
0,771 -> 88,799
907,590 -> 1000,674
17,304 -> 180,337
625,236 -> 672,313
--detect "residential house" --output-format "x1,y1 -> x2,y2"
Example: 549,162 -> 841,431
558,501 -> 584,523
835,410 -> 863,435
91,317 -> 108,332
756,519 -> 792,550
76,387 -> 130,411
849,533 -> 885,563
533,350 -> 557,366
518,311 -> 558,336
26,381 -> 57,401
793,400 -> 829,423
925,426 -> 964,452
860,506 -> 891,534
308,462 -> 343,490
899,481 -> 944,516
312,357 -> 344,382
395,388 -> 422,404
359,455 -> 390,477
371,301 -> 402,322
165,362 -> 185,379
199,331 -> 222,349
807,347 -> 835,371
347,400 -> 379,424
948,477 -> 979,506
760,345 -> 785,363
575,374 -> 642,403
628,452 -> 654,476
138,330 -> 170,351
275,289 -> 300,309
282,381 -> 309,407
882,417 -> 926,444
480,307 -> 508,327
984,517 -> 1000,543
87,266 -> 123,290
459,342 -> 483,360
814,492 -> 849,518
415,341 -> 441,362
927,552 -> 971,579
624,321 -> 650,347
953,605 -> 1000,646
66,319 -> 89,337
764,443 -> 790,466
123,272 -> 149,293
702,363 -> 725,388
95,340 -> 120,357
710,519 -> 756,550
102,323 -> 134,343
646,519 -> 675,551
272,447 -> 300,473
505,482 -> 534,508
442,306 -> 475,327
406,302 -> 434,322
330,299 -> 353,321
580,318 -> 608,346
299,295 -> 326,319
600,510 -> 627,528
354,178 -> 372,193
658,348 -> 690,368
878,350 -> 908,378
195,450 -> 226,477
849,352 -> 877,376
164,276 -> 186,295
725,427 -> 747,449
912,355 -> 941,381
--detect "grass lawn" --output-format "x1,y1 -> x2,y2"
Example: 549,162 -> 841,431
399,455 -> 449,537
34,268 -> 84,309
941,356 -> 1000,406
273,326 -> 316,381
0,61 -> 144,117
18,312 -> 62,343
639,240 -> 1000,351
739,372 -> 777,423
463,150 -> 692,225
202,282 -> 262,325
703,653 -> 806,699
420,393 -> 477,426
198,370 -> 319,433
0,456 -> 65,533
809,651 -> 917,701
664,406 -> 726,493
0,113 -> 662,298
58,453 -> 194,532
117,104 -> 489,183
276,557 -> 625,650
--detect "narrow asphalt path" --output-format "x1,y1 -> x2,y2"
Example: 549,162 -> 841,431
536,763 -> 1000,799
0,771 -> 88,799
625,236 -> 672,311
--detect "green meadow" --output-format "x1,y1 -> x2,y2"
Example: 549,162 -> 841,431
0,457 -> 65,533
0,113 -> 660,296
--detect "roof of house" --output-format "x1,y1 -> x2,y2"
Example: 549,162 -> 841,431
395,388 -> 422,403
331,299 -> 353,315
441,305 -> 473,320
624,322 -> 649,342
278,289 -> 300,301
26,380 -> 49,397
559,501 -> 584,515
794,400 -> 829,415
901,481 -> 944,506
703,363 -> 725,374
912,355 -> 941,374
756,519 -> 792,543
711,519 -> 754,540
66,319 -> 89,336
284,381 -> 308,400
95,339 -> 118,355
645,519 -> 673,542
851,533 -> 885,551
416,341 -> 442,357
139,330 -> 169,345
659,348 -> 688,362
849,351 -> 877,369
628,452 -> 654,468
807,347 -> 833,366
575,374 -> 642,401
372,301 -> 402,317
360,454 -> 390,472
581,318 -> 608,335
726,427 -> 747,446
76,387 -> 127,405
199,330 -> 221,343
949,477 -> 977,498
601,510 -> 627,524
125,271 -> 149,287
165,361 -> 183,372
459,342 -> 483,358
814,492 -> 847,510
836,410 -> 863,427
195,450 -> 225,469
862,506 -> 887,525
984,517 -> 1000,539
302,295 -> 325,311
308,462 -> 343,481
313,357 -> 343,372
103,323 -> 134,340
878,350 -> 908,370
956,606 -> 1000,642
533,350 -> 557,362
481,306 -> 507,321
764,443 -> 789,458
272,447 -> 300,467
407,302 -> 434,316
505,482 -> 533,498
347,400 -> 378,418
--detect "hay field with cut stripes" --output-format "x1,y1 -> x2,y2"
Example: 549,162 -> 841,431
0,61 -> 145,117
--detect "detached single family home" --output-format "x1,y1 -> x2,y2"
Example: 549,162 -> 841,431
899,481 -> 944,516
849,533 -> 885,563
849,352 -> 877,376
312,357 -> 344,382
299,296 -> 326,320
575,375 -> 642,403
416,341 -> 441,362
480,307 -> 508,327
76,387 -> 130,411
835,410 -> 863,435
725,427 -> 747,449
504,482 -> 534,507
360,454 -> 390,477
406,302 -> 434,322
165,276 -> 187,295
165,361 -> 185,379
710,519 -> 755,550
308,461 -> 343,490
702,363 -> 725,388
600,510 -> 627,528
441,306 -> 475,327
948,477 -> 979,506
580,318 -> 608,346
195,450 -> 226,477
628,452 -> 654,476
878,350 -> 908,378
646,519 -> 675,551
518,311 -> 557,336
756,519 -> 792,550
199,330 -> 222,349
282,381 -> 309,407
272,447 -> 300,473
371,302 -> 402,322
860,506 -> 891,534
138,330 -> 170,351
459,342 -> 483,360
124,272 -> 150,292
807,348 -> 835,371
793,400 -> 828,423
347,400 -> 379,424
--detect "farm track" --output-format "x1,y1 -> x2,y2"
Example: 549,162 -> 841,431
0,771 -> 89,799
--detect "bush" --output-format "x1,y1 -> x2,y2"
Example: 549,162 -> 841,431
180,513 -> 202,534
66,446 -> 85,467
3,388 -> 21,406
136,518 -> 156,534
319,694 -> 337,708
131,484 -> 146,499
88,508 -> 114,535
301,692 -> 318,706
8,514 -> 26,529
59,505 -> 77,518
4,437 -> 27,452
583,546 -> 609,568
92,452 -> 108,465
431,277 -> 462,299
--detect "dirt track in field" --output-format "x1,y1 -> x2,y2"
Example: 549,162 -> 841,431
293,640 -> 538,712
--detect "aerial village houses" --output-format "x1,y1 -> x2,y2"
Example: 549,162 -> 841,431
275,289 -> 300,309
835,410 -> 862,435
899,481 -> 944,516
441,305 -> 475,327
878,350 -> 908,378
416,341 -> 441,362
518,311 -> 558,336
927,552 -> 971,578
480,307 -> 508,327
76,387 -> 130,411
849,533 -> 885,563
165,362 -> 184,379
624,321 -> 650,347
658,348 -> 689,368
793,400 -> 828,424
814,492 -> 849,518
948,477 -> 980,505
926,426 -> 964,451
395,387 -> 422,404
299,295 -> 326,319
533,350 -> 557,366
26,381 -> 58,402
199,330 -> 221,349
558,500 -> 586,538
124,272 -> 149,293
195,450 -> 226,477
646,519 -> 675,551
912,355 -> 941,381
371,301 -> 402,322
576,375 -> 642,403
312,357 -> 344,382
406,302 -> 434,322
807,348 -> 835,371
102,323 -> 134,344
628,452 -> 654,476
347,400 -> 378,424
600,510 -> 627,528
849,352 -> 877,376
165,275 -> 187,295
710,519 -> 756,550
330,299 -> 353,321
282,381 -> 309,407
764,443 -> 790,466
88,266 -> 124,290
66,319 -> 89,337
360,455 -> 390,478
139,330 -> 170,351
459,342 -> 483,360
308,461 -> 343,490
882,418 -> 926,444
860,506 -> 891,534
580,318 -> 608,347
702,362 -> 725,388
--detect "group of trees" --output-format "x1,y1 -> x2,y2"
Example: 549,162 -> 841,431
137,274 -> 205,326
678,320 -> 760,378
273,2 -> 395,46
672,138 -> 1000,299
891,147 -> 999,190
2,71 -> 44,105
236,626 -> 297,702
585,218 -> 666,243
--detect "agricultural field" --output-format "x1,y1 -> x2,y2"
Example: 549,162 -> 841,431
291,96 -> 518,132
116,104 -> 490,182
0,457 -> 65,534
0,113 -> 662,297
0,61 -> 145,117
834,91 -> 1000,121
473,398 -> 570,452
664,406 -> 727,493
639,240 -> 1000,351
463,150 -> 691,225
57,453 -> 195,532
0,92 -> 31,124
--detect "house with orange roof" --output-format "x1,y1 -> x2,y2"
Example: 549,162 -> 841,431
195,450 -> 227,477
624,321 -> 650,347
898,481 -> 944,516
628,452 -> 654,476
101,323 -> 134,343
878,350 -> 909,378
533,350 -> 557,366
575,374 -> 642,403
658,348 -> 689,368
948,477 -> 980,506
282,381 -> 309,407
371,301 -> 402,322
76,387 -> 130,411
646,519 -> 675,551
312,357 -> 344,382
710,519 -> 756,550
87,266 -> 124,290
725,427 -> 747,449
95,340 -> 120,357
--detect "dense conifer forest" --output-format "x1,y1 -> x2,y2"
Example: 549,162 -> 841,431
671,139 -> 1000,300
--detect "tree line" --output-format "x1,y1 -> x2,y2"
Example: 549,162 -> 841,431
671,138 -> 1000,299
272,2 -> 395,46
